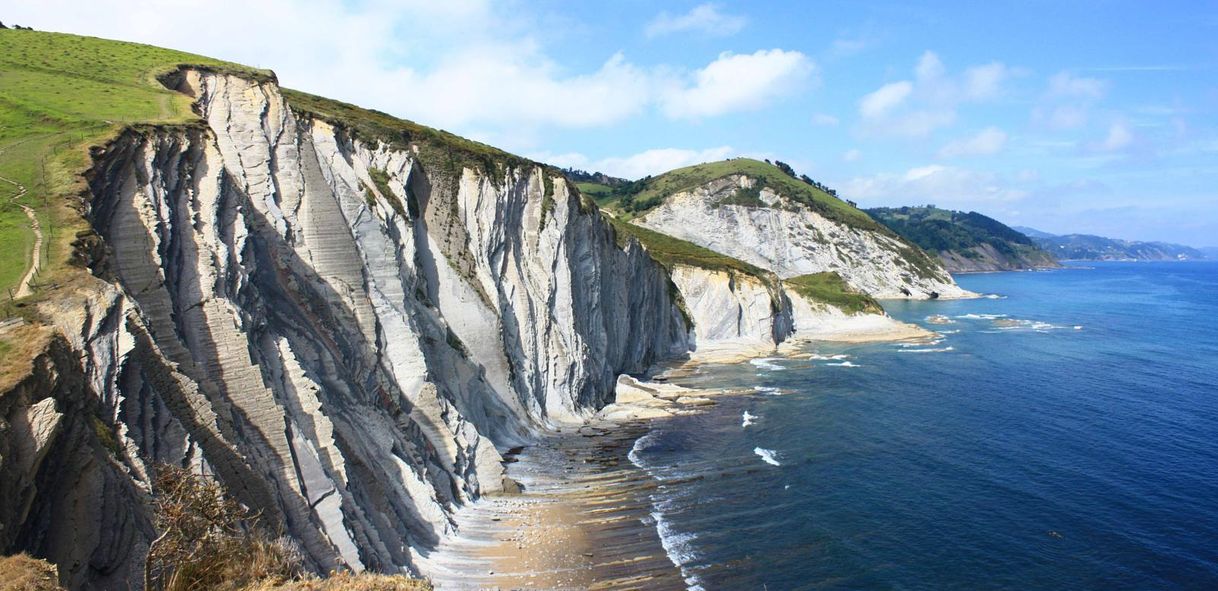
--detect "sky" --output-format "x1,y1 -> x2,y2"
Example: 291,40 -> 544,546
7,0 -> 1218,245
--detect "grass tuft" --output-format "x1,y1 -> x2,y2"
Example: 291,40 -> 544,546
0,553 -> 63,591
784,272 -> 882,315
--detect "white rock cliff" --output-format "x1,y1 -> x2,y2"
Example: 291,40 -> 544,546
632,175 -> 974,299
2,70 -> 689,588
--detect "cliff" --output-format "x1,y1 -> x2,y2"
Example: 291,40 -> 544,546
2,66 -> 689,588
604,160 -> 972,299
868,206 -> 1059,273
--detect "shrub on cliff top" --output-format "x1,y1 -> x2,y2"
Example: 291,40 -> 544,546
146,465 -> 305,591
0,554 -> 63,591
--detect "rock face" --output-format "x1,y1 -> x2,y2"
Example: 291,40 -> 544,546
668,265 -> 792,352
1,69 -> 689,589
632,175 -> 972,299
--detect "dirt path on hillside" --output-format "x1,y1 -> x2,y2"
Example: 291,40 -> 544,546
0,169 -> 41,299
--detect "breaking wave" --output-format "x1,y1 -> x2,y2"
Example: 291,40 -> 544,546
750,358 -> 785,371
754,447 -> 782,466
898,346 -> 956,353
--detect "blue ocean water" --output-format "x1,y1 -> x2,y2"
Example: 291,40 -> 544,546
631,261 -> 1218,590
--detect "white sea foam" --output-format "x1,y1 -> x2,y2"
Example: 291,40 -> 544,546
651,509 -> 704,590
995,319 -> 1072,332
983,293 -> 1007,299
808,353 -> 849,360
939,329 -> 961,334
750,358 -> 785,371
898,346 -> 955,353
742,411 -> 757,428
900,338 -> 943,347
826,361 -> 860,367
628,431 -> 661,470
754,447 -> 782,466
957,313 -> 1008,320
753,385 -> 783,395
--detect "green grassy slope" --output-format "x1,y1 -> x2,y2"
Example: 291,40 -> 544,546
281,89 -> 541,180
0,28 -> 268,302
607,216 -> 769,279
784,272 -> 881,315
602,158 -> 888,233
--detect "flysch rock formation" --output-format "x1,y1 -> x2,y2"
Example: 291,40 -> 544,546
669,264 -> 792,352
1,67 -> 946,591
0,69 -> 691,589
632,175 -> 974,299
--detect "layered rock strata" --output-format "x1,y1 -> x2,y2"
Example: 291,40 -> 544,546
2,69 -> 689,588
632,175 -> 973,299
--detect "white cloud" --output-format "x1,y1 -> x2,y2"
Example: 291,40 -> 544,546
811,113 -> 840,126
1047,72 -> 1108,99
1094,122 -> 1133,151
859,81 -> 913,119
645,3 -> 746,38
915,51 -> 947,83
536,146 -> 736,179
842,149 -> 862,162
938,127 -> 1008,158
661,49 -> 815,119
856,51 -> 1009,138
399,49 -> 655,128
843,164 -> 1027,208
963,62 -> 1010,100
1033,72 -> 1109,131
6,0 -> 806,146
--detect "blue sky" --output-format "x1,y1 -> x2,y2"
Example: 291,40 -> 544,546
10,0 -> 1218,245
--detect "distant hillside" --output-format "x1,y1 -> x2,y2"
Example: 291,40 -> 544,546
1020,230 -> 1207,261
1011,225 -> 1056,239
867,206 -> 1058,273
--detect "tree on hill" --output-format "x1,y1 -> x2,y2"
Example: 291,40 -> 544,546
774,160 -> 797,178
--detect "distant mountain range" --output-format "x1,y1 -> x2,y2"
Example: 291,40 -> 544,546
1013,227 -> 1208,261
867,206 -> 1058,273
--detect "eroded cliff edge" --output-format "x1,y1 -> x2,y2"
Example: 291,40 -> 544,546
2,69 -> 690,588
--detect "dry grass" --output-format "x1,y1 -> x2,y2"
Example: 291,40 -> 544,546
242,572 -> 431,591
145,466 -> 431,591
0,323 -> 52,392
0,554 -> 63,591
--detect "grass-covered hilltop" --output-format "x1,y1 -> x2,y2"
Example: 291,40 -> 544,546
587,157 -> 887,232
866,205 -> 1059,273
0,28 -> 271,302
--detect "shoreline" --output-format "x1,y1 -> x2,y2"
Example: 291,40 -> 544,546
421,318 -> 940,589
420,420 -> 689,590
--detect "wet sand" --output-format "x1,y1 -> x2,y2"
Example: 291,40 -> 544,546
422,422 -> 687,590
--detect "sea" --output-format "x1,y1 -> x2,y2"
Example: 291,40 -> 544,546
629,261 -> 1218,590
